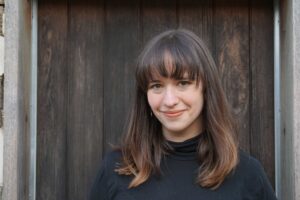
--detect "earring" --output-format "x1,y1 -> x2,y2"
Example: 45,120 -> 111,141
150,111 -> 153,117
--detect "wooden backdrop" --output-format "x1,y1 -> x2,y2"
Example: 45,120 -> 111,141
37,0 -> 274,199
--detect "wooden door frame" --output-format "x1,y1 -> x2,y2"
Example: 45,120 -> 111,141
274,0 -> 281,197
3,0 -> 33,200
3,0 -> 299,199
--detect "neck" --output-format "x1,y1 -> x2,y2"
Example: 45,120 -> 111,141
166,133 -> 203,160
163,116 -> 204,142
163,130 -> 202,142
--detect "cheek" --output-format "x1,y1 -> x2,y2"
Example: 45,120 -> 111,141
196,95 -> 205,114
188,92 -> 204,112
147,92 -> 160,110
196,97 -> 204,112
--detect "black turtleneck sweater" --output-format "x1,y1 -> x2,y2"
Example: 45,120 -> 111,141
89,135 -> 277,200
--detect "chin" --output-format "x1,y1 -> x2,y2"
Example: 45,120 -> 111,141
165,127 -> 187,134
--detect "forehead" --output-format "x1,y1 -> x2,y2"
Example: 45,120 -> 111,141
149,69 -> 189,81
147,52 -> 198,82
137,40 -> 204,91
150,50 -> 189,71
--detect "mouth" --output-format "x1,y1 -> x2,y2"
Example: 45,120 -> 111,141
161,110 -> 185,118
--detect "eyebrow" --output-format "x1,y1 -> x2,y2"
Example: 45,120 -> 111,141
148,80 -> 161,83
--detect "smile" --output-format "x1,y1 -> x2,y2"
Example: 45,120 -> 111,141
161,110 -> 185,118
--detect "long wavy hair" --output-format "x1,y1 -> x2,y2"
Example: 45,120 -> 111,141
116,29 -> 239,189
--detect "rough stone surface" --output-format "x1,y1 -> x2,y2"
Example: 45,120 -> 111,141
293,0 -> 300,199
280,0 -> 295,198
280,0 -> 300,199
3,0 -> 32,198
3,0 -> 20,199
0,6 -> 3,36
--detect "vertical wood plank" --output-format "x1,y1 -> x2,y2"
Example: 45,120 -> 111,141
67,1 -> 104,199
103,0 -> 140,151
178,0 -> 214,52
142,0 -> 177,44
37,1 -> 275,197
250,0 -> 275,187
214,0 -> 251,153
37,1 -> 68,200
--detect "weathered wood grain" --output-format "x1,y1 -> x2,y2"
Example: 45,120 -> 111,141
214,0 -> 251,153
37,0 -> 276,198
250,0 -> 275,187
37,1 -> 68,200
103,0 -> 140,152
142,0 -> 177,45
178,0 -> 214,52
67,0 -> 104,199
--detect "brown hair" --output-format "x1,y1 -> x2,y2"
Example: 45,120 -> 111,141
116,29 -> 239,189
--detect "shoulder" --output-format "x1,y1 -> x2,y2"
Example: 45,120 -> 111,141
88,150 -> 123,200
236,150 -> 267,183
102,149 -> 123,164
233,150 -> 277,199
101,149 -> 123,174
238,150 -> 265,175
229,150 -> 265,187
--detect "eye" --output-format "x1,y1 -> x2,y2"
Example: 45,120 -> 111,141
148,83 -> 164,93
149,83 -> 162,89
178,80 -> 192,87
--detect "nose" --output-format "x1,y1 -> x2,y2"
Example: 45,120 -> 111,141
162,86 -> 179,107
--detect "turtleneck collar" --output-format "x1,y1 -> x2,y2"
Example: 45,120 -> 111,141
165,133 -> 202,161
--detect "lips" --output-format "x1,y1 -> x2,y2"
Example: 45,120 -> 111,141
161,110 -> 185,118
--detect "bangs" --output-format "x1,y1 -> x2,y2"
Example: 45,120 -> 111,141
136,34 -> 204,91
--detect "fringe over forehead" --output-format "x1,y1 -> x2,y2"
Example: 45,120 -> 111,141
135,29 -> 210,92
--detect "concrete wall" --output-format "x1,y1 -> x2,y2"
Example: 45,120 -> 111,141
0,29 -> 4,200
3,0 -> 32,199
280,0 -> 300,199
1,0 -> 300,199
292,0 -> 300,199
0,31 -> 4,200
0,0 -> 4,198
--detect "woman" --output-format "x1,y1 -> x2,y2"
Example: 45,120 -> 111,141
89,29 -> 277,200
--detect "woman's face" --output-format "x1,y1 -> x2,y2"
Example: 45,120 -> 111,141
147,73 -> 204,142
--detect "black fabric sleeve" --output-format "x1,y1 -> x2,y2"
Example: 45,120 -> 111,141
248,156 -> 278,200
88,157 -> 109,200
256,161 -> 278,200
